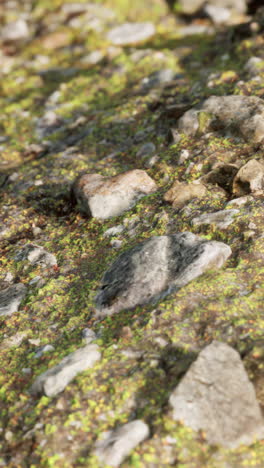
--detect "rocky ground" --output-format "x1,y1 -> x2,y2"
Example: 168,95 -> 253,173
0,0 -> 264,466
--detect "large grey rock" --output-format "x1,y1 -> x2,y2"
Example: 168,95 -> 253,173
177,95 -> 264,144
95,232 -> 231,317
73,170 -> 157,220
14,243 -> 57,268
192,209 -> 239,229
107,22 -> 155,46
177,0 -> 246,15
0,283 -> 27,316
169,341 -> 264,448
31,344 -> 101,397
94,420 -> 149,467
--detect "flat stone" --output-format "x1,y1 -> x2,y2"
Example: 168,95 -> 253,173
95,232 -> 231,317
164,181 -> 207,209
177,95 -> 264,144
192,209 -> 239,229
232,160 -> 264,196
94,420 -> 149,467
107,22 -> 155,46
73,169 -> 157,220
244,57 -> 264,76
15,243 -> 57,268
30,344 -> 101,397
169,341 -> 264,448
0,283 -> 27,317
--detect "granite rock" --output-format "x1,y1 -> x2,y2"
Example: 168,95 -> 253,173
0,283 -> 27,317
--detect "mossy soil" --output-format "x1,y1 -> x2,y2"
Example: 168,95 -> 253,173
0,0 -> 264,466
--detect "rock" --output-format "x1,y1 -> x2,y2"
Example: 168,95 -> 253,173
14,244 -> 57,268
80,50 -> 104,65
107,22 -> 155,46
103,225 -> 124,238
204,5 -> 231,24
244,57 -> 264,76
94,420 -> 149,467
72,170 -> 157,220
141,69 -> 175,89
0,283 -> 27,317
232,160 -> 264,196
34,344 -> 55,359
95,232 -> 231,317
169,341 -> 264,448
82,328 -> 97,344
176,0 -> 246,15
177,95 -> 264,144
1,19 -> 30,42
164,181 -> 207,209
30,344 -> 101,397
136,142 -> 156,158
192,209 -> 239,229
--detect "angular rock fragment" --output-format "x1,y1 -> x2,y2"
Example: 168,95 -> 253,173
169,341 -> 264,448
164,181 -> 207,209
31,344 -> 101,397
73,170 -> 157,220
15,244 -> 57,268
94,420 -> 149,467
192,209 -> 239,229
0,283 -> 27,316
95,232 -> 231,316
232,160 -> 264,196
107,22 -> 155,46
177,95 -> 264,143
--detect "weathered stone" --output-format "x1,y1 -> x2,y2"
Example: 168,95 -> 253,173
15,244 -> 57,268
164,181 -> 207,209
178,95 -> 264,143
141,69 -> 175,89
244,57 -> 264,76
95,232 -> 231,317
73,170 -> 157,220
94,420 -> 149,467
1,19 -> 30,42
136,142 -> 156,158
31,344 -> 101,397
192,209 -> 239,229
232,160 -> 264,196
0,283 -> 27,317
107,22 -> 155,46
204,5 -> 231,24
169,341 -> 264,448
176,0 -> 246,15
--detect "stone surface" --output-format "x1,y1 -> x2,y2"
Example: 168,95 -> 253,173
0,283 -> 27,316
136,142 -> 156,158
1,19 -> 30,42
106,22 -> 155,46
94,420 -> 149,467
15,243 -> 57,268
232,160 -> 264,196
204,5 -> 231,24
169,341 -> 264,448
178,95 -> 264,143
31,344 -> 101,397
95,232 -> 231,316
72,170 -> 157,220
164,181 -> 207,209
177,0 -> 246,15
244,57 -> 264,76
192,209 -> 239,229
